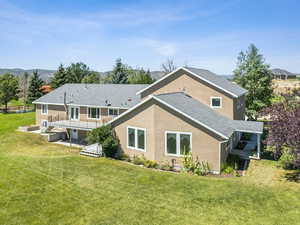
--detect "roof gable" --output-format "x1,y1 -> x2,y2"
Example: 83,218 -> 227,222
136,67 -> 248,98
109,92 -> 263,139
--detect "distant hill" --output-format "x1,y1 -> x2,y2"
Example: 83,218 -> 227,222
0,68 -> 55,83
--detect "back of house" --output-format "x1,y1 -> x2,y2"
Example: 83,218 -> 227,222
33,67 -> 263,173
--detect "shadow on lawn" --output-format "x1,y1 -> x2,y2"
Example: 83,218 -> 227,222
285,171 -> 300,183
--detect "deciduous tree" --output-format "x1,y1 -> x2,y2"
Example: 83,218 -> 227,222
0,73 -> 19,112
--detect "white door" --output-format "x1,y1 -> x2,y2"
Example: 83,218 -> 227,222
71,129 -> 78,140
70,107 -> 79,120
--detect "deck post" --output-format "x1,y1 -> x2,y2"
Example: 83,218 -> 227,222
257,134 -> 261,159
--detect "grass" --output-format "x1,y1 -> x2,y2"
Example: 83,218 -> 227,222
1,113 -> 300,225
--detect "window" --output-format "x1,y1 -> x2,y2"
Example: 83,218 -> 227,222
127,127 -> 146,151
210,97 -> 222,108
108,108 -> 119,117
165,131 -> 192,156
87,107 -> 100,119
41,120 -> 48,128
70,107 -> 79,120
41,104 -> 48,114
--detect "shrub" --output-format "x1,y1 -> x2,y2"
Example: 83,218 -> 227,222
102,136 -> 119,158
182,151 -> 210,176
132,155 -> 158,168
279,150 -> 295,169
87,125 -> 113,144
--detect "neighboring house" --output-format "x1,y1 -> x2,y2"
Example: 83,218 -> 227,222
271,68 -> 297,80
33,67 -> 263,174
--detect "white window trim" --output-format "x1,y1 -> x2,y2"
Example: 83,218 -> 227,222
165,131 -> 192,157
41,120 -> 48,128
69,106 -> 80,121
127,126 -> 146,152
41,104 -> 48,115
210,97 -> 222,109
108,108 -> 120,117
87,107 -> 101,120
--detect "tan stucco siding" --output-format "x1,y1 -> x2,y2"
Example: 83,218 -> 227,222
113,100 -> 156,160
112,100 -> 225,172
141,71 -> 236,119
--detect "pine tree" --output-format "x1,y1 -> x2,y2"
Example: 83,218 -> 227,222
51,64 -> 68,88
27,70 -> 44,104
111,58 -> 128,84
233,44 -> 273,120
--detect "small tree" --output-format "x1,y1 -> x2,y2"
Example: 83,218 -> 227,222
111,58 -> 129,84
0,73 -> 19,112
87,125 -> 119,158
87,125 -> 113,144
261,90 -> 300,169
51,64 -> 68,88
161,58 -> 176,75
27,70 -> 44,104
233,44 -> 273,120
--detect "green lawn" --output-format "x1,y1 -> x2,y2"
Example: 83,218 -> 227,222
0,113 -> 300,225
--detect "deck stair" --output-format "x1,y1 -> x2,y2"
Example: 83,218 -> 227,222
80,143 -> 102,158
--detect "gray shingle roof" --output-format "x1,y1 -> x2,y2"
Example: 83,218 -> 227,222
184,67 -> 248,97
33,84 -> 148,108
154,92 -> 263,139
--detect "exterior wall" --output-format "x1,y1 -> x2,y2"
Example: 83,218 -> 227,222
140,71 -> 237,120
36,104 -> 129,126
113,100 -> 225,172
36,104 -> 66,126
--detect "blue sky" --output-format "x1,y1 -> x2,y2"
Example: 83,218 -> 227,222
0,0 -> 299,74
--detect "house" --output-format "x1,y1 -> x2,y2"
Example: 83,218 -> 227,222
33,67 -> 263,173
271,68 -> 297,80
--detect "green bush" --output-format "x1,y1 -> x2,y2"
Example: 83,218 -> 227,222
279,151 -> 295,169
221,163 -> 236,175
87,125 -> 113,144
132,155 -> 158,168
102,136 -> 119,158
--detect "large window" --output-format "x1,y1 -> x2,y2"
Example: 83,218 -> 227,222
87,107 -> 100,119
165,131 -> 191,156
41,104 -> 48,115
127,127 -> 146,151
210,97 -> 222,108
70,106 -> 79,120
108,108 -> 119,117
